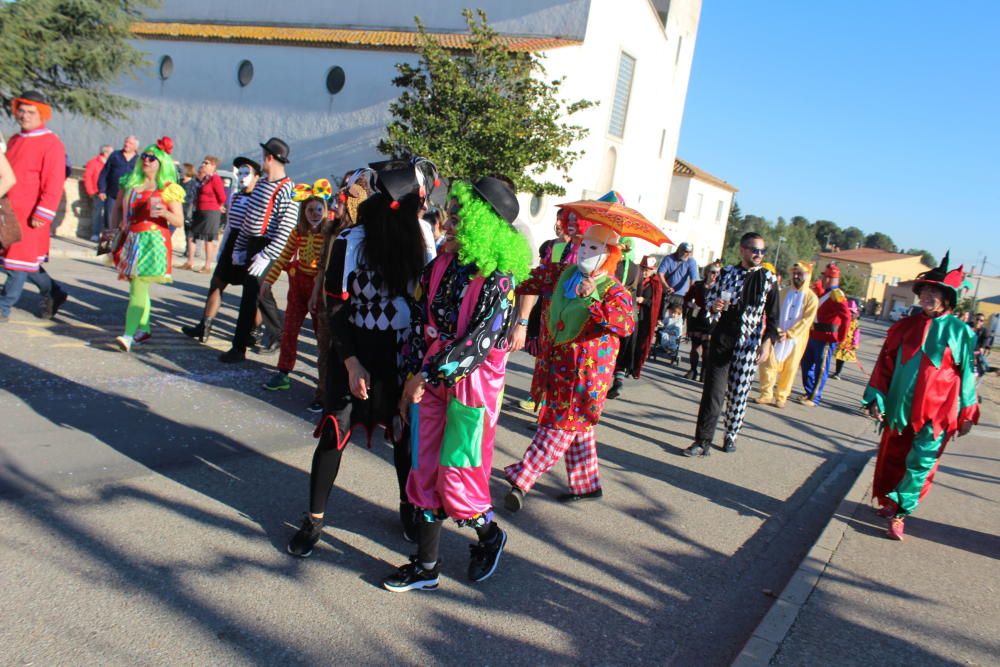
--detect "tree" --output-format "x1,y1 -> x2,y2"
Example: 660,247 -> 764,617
812,219 -> 841,250
864,232 -> 897,252
379,9 -> 595,195
0,0 -> 154,123
839,272 -> 865,297
838,226 -> 864,250
904,248 -> 936,267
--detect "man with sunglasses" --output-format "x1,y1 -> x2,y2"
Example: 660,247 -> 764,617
798,263 -> 851,406
683,232 -> 779,457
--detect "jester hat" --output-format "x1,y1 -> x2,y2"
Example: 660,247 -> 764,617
912,251 -> 969,306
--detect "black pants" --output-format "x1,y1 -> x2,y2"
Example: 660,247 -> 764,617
834,359 -> 845,375
231,239 -> 282,350
694,334 -> 735,443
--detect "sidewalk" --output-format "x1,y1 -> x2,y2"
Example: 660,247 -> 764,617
739,381 -> 1000,667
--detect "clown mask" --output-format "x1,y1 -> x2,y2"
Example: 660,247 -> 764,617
237,166 -> 253,190
577,239 -> 607,276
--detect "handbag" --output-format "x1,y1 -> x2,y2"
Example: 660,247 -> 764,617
0,195 -> 22,250
96,226 -> 123,256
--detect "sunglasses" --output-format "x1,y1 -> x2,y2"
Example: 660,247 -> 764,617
140,153 -> 158,162
743,246 -> 767,255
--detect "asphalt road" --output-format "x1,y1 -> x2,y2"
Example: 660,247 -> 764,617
1,247 -> 882,665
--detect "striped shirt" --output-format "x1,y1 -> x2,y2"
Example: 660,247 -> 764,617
232,177 -> 298,262
265,226 -> 326,284
224,190 -> 252,234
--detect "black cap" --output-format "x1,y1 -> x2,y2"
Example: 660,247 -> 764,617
16,90 -> 49,105
472,176 -> 519,224
259,137 -> 290,164
232,156 -> 261,174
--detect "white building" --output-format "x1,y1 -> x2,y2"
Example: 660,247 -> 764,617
662,158 -> 737,266
46,0 -> 701,253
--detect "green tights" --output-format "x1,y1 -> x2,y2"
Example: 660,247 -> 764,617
125,279 -> 152,337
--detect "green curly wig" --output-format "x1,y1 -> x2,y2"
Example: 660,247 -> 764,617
450,180 -> 532,281
120,143 -> 178,193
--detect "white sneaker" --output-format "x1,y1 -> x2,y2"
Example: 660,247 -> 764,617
115,335 -> 133,352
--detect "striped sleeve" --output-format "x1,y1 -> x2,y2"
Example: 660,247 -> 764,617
265,228 -> 299,284
260,183 -> 299,261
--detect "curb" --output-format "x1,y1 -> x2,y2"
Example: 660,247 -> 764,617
731,455 -> 876,667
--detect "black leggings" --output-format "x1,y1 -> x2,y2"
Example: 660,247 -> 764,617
307,418 -> 411,515
834,359 -> 845,376
689,334 -> 710,376
417,518 -> 498,565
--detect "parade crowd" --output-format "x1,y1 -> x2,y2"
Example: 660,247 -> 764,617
0,90 -> 986,591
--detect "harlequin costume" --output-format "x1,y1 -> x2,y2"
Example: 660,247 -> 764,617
758,260 -> 819,406
286,158 -> 439,559
799,264 -> 851,406
831,301 -> 861,378
0,91 -> 68,320
684,254 -> 779,456
113,138 -> 186,350
503,223 -> 635,507
261,179 -> 333,403
382,177 -> 532,592
863,254 -> 979,540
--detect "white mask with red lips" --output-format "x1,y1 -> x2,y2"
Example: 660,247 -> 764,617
577,239 -> 607,276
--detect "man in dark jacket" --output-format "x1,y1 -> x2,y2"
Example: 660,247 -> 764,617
97,135 -> 138,232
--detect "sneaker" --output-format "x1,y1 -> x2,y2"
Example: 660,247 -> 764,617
115,335 -> 132,352
723,436 -> 737,453
468,527 -> 507,582
754,395 -> 773,405
798,396 -> 815,406
557,488 -> 603,503
517,398 -> 537,412
504,486 -> 524,513
134,330 -> 152,345
219,347 -> 246,363
287,514 -> 324,557
682,441 -> 710,457
383,556 -> 440,592
830,373 -> 842,380
607,380 -> 622,400
775,399 -> 787,408
263,371 -> 291,391
400,503 -> 418,543
886,516 -> 905,541
307,400 -> 324,414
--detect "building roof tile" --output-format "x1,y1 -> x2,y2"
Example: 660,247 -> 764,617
131,22 -> 582,52
673,158 -> 738,192
818,248 -> 923,265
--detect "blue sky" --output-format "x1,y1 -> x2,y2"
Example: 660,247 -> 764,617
677,1 -> 998,275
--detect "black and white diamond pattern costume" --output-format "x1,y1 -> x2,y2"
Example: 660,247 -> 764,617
694,264 -> 779,446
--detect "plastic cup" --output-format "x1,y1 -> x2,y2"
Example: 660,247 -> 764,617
149,195 -> 163,218
720,290 -> 734,309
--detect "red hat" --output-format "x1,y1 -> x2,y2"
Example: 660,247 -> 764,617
822,263 -> 840,279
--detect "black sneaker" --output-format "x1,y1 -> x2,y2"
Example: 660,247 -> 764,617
723,436 -> 737,453
383,556 -> 440,592
400,502 -> 418,543
683,441 -> 710,457
219,347 -> 246,363
182,320 -> 205,341
607,379 -> 622,400
468,527 -> 507,582
307,400 -> 324,414
287,514 -> 324,558
503,486 -> 524,513
42,291 -> 68,319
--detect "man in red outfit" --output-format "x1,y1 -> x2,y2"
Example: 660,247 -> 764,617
798,263 -> 851,406
84,144 -> 113,241
0,91 -> 68,322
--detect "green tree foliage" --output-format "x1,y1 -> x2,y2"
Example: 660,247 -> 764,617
904,248 -> 936,267
864,232 -> 898,252
812,219 -> 840,249
0,0 -> 154,123
379,9 -> 595,195
839,273 -> 865,298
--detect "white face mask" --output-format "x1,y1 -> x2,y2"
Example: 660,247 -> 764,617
237,166 -> 253,189
577,240 -> 607,276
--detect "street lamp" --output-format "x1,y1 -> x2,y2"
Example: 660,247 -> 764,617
774,236 -> 785,272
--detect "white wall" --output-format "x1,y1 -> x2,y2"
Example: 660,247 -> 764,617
663,175 -> 731,266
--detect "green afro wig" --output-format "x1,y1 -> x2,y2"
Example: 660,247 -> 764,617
450,180 -> 532,281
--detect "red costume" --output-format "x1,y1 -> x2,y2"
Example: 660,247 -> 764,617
1,128 -> 66,272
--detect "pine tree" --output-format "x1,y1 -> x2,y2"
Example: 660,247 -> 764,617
0,0 -> 154,122
379,9 -> 595,195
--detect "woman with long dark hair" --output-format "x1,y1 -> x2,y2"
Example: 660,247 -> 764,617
286,160 -> 436,558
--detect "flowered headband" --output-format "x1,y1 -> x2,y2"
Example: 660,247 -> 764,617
293,178 -> 334,203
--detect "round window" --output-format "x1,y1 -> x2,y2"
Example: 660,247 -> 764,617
237,60 -> 254,87
158,55 -> 173,80
326,66 -> 346,94
529,194 -> 543,217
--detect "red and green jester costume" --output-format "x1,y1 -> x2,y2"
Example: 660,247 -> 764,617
863,255 -> 979,532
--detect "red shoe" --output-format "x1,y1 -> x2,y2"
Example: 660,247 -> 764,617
886,516 -> 905,541
134,330 -> 152,344
876,500 -> 898,518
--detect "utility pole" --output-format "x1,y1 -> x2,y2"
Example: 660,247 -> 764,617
971,255 -> 987,312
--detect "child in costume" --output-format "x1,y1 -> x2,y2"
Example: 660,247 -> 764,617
260,179 -> 333,411
863,253 -> 979,540
503,223 -> 635,511
112,137 -> 186,352
382,177 -> 531,592
830,300 -> 861,379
